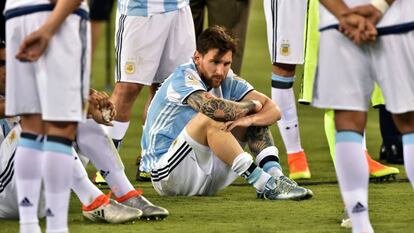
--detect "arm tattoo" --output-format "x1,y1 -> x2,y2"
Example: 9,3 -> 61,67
187,91 -> 256,122
246,126 -> 275,156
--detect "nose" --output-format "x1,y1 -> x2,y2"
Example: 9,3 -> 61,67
215,64 -> 225,76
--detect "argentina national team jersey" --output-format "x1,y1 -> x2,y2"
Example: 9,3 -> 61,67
140,60 -> 254,172
118,0 -> 189,16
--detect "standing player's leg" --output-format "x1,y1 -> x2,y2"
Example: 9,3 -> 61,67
264,0 -> 310,180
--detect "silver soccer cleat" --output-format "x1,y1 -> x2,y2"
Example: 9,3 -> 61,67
257,176 -> 314,200
83,199 -> 142,223
121,195 -> 169,220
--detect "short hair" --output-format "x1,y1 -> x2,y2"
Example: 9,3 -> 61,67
196,25 -> 237,57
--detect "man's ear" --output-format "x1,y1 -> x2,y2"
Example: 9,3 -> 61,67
193,51 -> 201,65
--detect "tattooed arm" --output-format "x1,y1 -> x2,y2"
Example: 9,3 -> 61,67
186,91 -> 262,122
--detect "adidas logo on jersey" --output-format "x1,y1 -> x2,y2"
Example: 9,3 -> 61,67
46,208 -> 55,217
19,197 -> 33,207
352,202 -> 367,213
100,170 -> 110,178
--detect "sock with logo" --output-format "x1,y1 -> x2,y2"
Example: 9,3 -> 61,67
102,121 -> 130,150
271,73 -> 303,154
71,154 -> 102,206
403,132 -> 414,189
43,136 -> 74,233
335,131 -> 373,233
15,133 -> 43,233
77,120 -> 134,197
255,146 -> 283,178
231,152 -> 272,192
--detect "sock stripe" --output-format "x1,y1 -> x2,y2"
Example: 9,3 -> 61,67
46,135 -> 73,146
44,141 -> 72,155
402,132 -> 414,145
19,138 -> 43,151
258,155 -> 279,168
262,161 -> 282,173
336,131 -> 363,143
246,167 -> 262,184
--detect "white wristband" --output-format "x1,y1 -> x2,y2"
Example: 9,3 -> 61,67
370,0 -> 390,15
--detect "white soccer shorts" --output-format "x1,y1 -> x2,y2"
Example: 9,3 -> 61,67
151,129 -> 238,196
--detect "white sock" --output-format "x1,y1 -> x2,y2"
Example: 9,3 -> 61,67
71,154 -> 102,206
43,137 -> 74,233
231,152 -> 272,192
403,133 -> 414,189
102,120 -> 130,140
15,133 -> 43,232
335,131 -> 373,233
271,73 -> 303,153
77,120 -> 134,197
255,146 -> 283,178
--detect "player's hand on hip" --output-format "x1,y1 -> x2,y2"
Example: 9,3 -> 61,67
16,28 -> 53,62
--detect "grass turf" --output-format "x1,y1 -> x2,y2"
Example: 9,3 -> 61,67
1,1 -> 413,232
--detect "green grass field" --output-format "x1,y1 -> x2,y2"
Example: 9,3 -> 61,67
1,1 -> 413,232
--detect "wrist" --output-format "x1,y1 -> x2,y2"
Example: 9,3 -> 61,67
370,0 -> 389,15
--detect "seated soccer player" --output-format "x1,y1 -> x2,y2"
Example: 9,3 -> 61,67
140,26 -> 314,199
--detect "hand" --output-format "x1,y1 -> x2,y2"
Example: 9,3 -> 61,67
339,13 -> 377,45
347,4 -> 383,26
222,115 -> 254,132
16,27 -> 53,62
88,91 -> 116,126
251,100 -> 263,113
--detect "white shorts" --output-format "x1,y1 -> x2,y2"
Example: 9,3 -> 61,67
264,0 -> 308,64
5,12 -> 91,121
115,6 -> 196,85
313,29 -> 414,114
151,129 -> 238,196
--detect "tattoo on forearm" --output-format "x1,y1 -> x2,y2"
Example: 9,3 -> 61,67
187,91 -> 255,122
246,126 -> 274,156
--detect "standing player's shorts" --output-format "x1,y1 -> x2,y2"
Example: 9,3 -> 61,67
115,6 -> 196,85
151,129 -> 238,196
5,8 -> 91,122
264,0 -> 308,64
313,29 -> 414,114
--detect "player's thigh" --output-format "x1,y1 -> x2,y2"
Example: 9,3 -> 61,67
5,15 -> 41,117
264,0 -> 307,64
312,30 -> 374,111
155,6 -> 196,83
373,31 -> 414,114
115,13 -> 171,85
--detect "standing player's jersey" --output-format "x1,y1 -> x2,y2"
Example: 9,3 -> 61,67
118,0 -> 189,16
319,0 -> 414,29
4,0 -> 89,13
0,118 -> 19,143
140,60 -> 254,172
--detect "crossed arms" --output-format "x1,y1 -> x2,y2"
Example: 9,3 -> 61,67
186,90 -> 281,131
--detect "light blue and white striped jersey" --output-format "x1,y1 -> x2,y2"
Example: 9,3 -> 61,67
140,60 -> 254,172
118,0 -> 189,16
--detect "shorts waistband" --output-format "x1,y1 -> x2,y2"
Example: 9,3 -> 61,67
4,4 -> 89,21
319,21 -> 414,36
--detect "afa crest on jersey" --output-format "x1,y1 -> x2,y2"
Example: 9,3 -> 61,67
125,61 -> 136,74
280,40 -> 291,57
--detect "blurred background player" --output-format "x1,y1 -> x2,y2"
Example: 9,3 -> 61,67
314,0 -> 414,232
190,0 -> 251,75
4,0 -> 90,232
263,0 -> 311,180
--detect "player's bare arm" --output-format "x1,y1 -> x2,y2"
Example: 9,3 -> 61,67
16,0 -> 84,61
186,90 -> 261,122
246,126 -> 275,156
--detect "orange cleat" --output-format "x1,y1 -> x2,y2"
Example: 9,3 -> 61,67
288,151 -> 311,180
366,151 -> 399,180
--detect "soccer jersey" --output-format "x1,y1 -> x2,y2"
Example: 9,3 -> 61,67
140,60 -> 254,172
118,0 -> 189,16
319,0 -> 414,29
